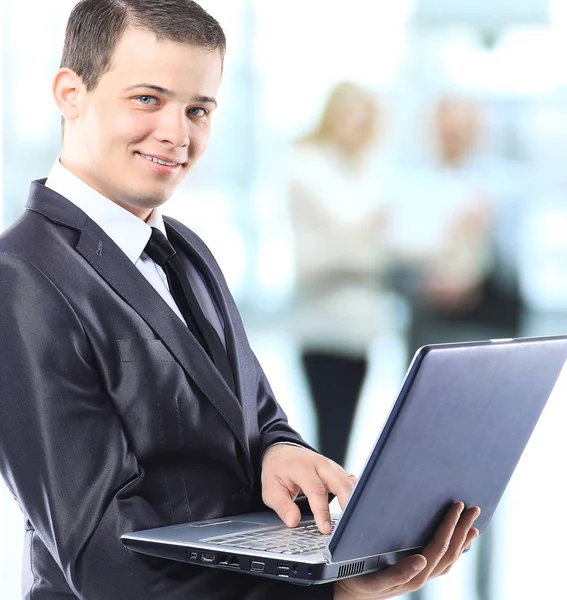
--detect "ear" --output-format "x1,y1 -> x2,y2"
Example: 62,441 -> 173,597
52,68 -> 84,122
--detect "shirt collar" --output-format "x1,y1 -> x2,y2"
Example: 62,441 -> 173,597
45,158 -> 167,264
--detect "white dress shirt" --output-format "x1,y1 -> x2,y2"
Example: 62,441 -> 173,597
45,159 -> 226,345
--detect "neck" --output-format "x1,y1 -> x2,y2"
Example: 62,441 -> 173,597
440,150 -> 467,168
58,153 -> 154,222
331,142 -> 365,168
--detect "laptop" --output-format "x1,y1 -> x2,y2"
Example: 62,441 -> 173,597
121,335 -> 567,584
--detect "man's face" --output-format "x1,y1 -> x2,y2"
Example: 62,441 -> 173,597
63,28 -> 222,218
435,101 -> 479,163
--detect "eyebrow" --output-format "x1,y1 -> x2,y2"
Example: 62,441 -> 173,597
124,84 -> 217,108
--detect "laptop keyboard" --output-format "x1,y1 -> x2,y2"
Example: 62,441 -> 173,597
208,519 -> 338,555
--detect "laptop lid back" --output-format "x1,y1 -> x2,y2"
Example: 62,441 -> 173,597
327,336 -> 567,563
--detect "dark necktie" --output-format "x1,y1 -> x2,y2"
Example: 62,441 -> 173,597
144,227 -> 235,393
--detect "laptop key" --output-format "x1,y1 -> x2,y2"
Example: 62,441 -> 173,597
207,519 -> 338,554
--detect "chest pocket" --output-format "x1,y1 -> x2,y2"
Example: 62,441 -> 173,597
113,338 -> 192,460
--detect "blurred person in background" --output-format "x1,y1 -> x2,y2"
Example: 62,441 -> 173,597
287,82 -> 399,468
390,94 -> 526,600
392,95 -> 522,356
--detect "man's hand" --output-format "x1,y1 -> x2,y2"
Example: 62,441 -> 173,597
334,501 -> 481,599
261,444 -> 355,533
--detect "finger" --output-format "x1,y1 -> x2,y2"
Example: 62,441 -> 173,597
328,460 -> 357,477
299,472 -> 334,533
429,506 -> 480,578
460,527 -> 479,555
262,480 -> 301,528
338,554 -> 428,597
316,464 -> 356,510
430,506 -> 481,578
407,501 -> 465,587
333,463 -> 358,489
439,527 -> 479,577
383,554 -> 428,592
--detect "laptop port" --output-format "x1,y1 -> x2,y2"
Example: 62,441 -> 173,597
228,555 -> 240,569
218,554 -> 229,566
250,561 -> 265,572
292,564 -> 300,574
277,562 -> 290,577
200,553 -> 215,563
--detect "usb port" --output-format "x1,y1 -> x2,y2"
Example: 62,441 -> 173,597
218,554 -> 229,566
200,553 -> 215,563
277,562 -> 291,577
250,561 -> 265,572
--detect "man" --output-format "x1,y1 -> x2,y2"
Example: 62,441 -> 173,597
0,1 -> 479,598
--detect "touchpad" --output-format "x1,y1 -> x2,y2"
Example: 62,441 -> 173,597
196,520 -> 266,539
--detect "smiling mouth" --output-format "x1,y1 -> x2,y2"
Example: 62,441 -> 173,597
137,152 -> 184,168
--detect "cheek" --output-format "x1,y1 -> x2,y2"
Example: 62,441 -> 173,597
119,114 -> 156,147
191,127 -> 211,158
93,106 -> 154,148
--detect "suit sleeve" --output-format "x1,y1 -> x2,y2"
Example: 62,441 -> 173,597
0,253 -> 333,600
252,352 -> 317,457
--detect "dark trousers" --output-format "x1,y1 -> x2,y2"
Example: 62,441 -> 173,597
301,350 -> 368,467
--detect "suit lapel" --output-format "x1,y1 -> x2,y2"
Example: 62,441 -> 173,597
26,181 -> 252,476
164,219 -> 260,447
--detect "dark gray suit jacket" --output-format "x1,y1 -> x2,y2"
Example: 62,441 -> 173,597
0,180 -> 332,599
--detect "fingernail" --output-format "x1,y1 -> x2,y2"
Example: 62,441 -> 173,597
411,556 -> 426,571
324,521 -> 331,533
284,512 -> 294,527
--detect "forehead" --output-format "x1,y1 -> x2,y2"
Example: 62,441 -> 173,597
102,27 -> 222,94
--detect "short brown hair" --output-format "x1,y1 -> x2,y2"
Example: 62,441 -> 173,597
61,0 -> 226,92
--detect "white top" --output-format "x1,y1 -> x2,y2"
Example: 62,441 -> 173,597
388,164 -> 494,293
288,142 -> 398,354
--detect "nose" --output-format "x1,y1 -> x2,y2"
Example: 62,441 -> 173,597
154,106 -> 190,149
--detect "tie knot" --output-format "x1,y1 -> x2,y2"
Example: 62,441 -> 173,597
144,227 -> 176,268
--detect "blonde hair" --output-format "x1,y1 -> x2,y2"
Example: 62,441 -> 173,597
299,82 -> 380,158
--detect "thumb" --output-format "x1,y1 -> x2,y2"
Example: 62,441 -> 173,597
262,482 -> 301,528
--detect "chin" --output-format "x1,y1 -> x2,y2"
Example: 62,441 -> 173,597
135,191 -> 171,209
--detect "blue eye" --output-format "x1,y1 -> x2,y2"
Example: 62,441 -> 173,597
137,96 -> 157,105
187,107 -> 207,117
